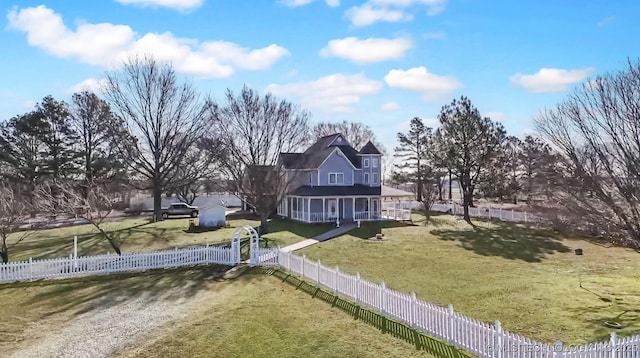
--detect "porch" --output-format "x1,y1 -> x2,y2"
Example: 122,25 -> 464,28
277,196 -> 383,223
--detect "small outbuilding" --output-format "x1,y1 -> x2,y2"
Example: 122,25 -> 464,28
198,204 -> 226,228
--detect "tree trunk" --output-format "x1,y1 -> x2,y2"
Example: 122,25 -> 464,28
259,213 -> 269,234
513,195 -> 518,205
469,183 -> 476,207
416,181 -> 423,202
462,190 -> 472,223
153,186 -> 163,222
448,171 -> 453,201
437,178 -> 444,201
0,239 -> 8,264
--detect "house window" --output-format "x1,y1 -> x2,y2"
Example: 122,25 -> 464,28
363,158 -> 370,168
373,173 -> 378,184
329,172 -> 344,185
364,172 -> 369,184
372,158 -> 378,168
308,173 -> 312,185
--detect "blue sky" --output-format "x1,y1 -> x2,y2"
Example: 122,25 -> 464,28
1,0 -> 639,153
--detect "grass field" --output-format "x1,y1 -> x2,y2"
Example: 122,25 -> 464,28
0,267 -> 439,357
298,213 -> 640,345
7,216 -> 328,262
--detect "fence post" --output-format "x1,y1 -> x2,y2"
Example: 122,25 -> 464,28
334,266 -> 339,294
448,304 -> 456,345
316,259 -> 321,285
609,332 -> 617,358
356,272 -> 361,305
302,254 -> 306,277
380,282 -> 386,315
493,320 -> 503,358
524,211 -> 528,222
411,292 -> 418,328
29,257 -> 33,281
499,208 -> 502,221
286,250 -> 291,271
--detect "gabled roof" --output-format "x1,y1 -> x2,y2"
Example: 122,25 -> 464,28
359,141 -> 382,155
280,133 -> 376,170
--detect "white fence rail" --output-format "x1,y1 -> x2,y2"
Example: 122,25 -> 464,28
430,203 -> 540,223
0,245 -> 237,283
273,250 -> 640,358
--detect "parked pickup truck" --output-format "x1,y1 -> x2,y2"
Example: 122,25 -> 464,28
161,203 -> 199,219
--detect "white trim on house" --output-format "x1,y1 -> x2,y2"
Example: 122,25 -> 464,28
363,158 -> 370,168
364,172 -> 369,184
326,134 -> 349,147
372,158 -> 378,168
373,173 -> 378,184
328,172 -> 345,185
308,172 -> 313,186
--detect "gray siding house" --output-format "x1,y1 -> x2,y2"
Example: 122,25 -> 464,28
276,133 -> 386,223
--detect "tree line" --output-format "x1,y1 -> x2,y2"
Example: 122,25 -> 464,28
393,58 -> 640,248
0,56 -> 387,262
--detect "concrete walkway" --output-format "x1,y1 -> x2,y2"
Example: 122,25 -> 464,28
280,223 -> 358,252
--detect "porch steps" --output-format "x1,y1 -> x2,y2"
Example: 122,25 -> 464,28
280,223 -> 358,252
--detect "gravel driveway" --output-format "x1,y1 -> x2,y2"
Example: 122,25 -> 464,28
9,285 -> 216,358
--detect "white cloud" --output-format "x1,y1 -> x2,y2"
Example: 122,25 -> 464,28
483,111 -> 505,121
384,66 -> 463,102
68,78 -> 109,94
370,0 -> 446,15
345,4 -> 412,27
320,37 -> 412,64
281,0 -> 340,7
422,31 -> 447,40
114,0 -> 204,11
381,101 -> 400,111
345,0 -> 445,26
267,73 -> 383,113
22,100 -> 37,109
7,5 -> 289,78
597,16 -> 615,28
509,67 -> 595,93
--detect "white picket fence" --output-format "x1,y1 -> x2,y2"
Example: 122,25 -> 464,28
273,250 -> 640,358
430,203 -> 540,224
0,245 -> 238,283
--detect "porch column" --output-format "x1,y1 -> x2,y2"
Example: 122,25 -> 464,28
322,198 -> 325,222
368,197 -> 371,220
352,197 -> 356,220
307,198 -> 311,222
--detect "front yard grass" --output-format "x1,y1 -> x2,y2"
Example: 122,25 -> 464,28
298,213 -> 640,345
0,267 -> 437,358
7,216 -> 327,262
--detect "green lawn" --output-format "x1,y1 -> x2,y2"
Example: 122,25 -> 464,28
7,216 -> 329,262
298,213 -> 640,345
0,267 -> 438,358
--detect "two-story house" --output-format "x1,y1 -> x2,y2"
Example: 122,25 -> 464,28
276,133 -> 384,223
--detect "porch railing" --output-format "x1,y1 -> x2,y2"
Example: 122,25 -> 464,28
309,212 -> 338,223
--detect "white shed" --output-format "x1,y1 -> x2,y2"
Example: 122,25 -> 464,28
198,205 -> 226,228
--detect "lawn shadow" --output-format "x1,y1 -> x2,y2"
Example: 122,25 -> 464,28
346,220 -> 417,240
14,221 -> 155,260
268,269 -> 472,358
18,264 -> 260,318
431,222 -> 572,262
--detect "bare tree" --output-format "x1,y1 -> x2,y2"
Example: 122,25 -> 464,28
70,91 -> 127,196
0,184 -> 33,263
421,180 -> 439,221
167,136 -> 224,205
210,85 -> 310,233
38,182 -> 122,254
311,120 -> 386,154
535,59 -> 640,248
104,56 -> 210,222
